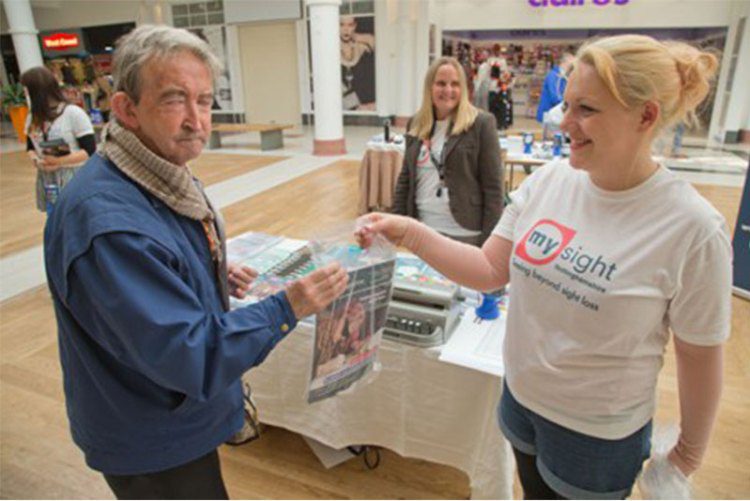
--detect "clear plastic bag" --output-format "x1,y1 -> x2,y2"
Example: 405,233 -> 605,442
227,223 -> 396,403
306,221 -> 396,403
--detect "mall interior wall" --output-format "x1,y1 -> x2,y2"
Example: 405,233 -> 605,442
2,0 -> 748,141
720,1 -> 750,142
0,0 -> 168,33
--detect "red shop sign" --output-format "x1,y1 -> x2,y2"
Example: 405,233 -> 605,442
42,33 -> 80,50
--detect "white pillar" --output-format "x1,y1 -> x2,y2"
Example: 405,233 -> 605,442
2,0 -> 43,74
392,0 -> 430,129
394,3 -> 417,128
414,0 -> 430,113
374,0 -> 393,119
306,0 -> 346,155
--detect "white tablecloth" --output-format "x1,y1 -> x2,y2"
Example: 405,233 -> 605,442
244,324 -> 513,499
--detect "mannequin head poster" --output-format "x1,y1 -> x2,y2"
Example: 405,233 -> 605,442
339,15 -> 376,112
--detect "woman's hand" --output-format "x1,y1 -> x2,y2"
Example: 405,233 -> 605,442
355,212 -> 413,249
667,448 -> 693,478
37,155 -> 62,172
638,450 -> 691,499
27,151 -> 42,168
37,150 -> 89,171
227,262 -> 258,299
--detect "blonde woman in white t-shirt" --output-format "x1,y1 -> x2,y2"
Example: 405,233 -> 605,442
358,35 -> 730,499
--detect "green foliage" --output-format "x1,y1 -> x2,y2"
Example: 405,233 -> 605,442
1,82 -> 26,109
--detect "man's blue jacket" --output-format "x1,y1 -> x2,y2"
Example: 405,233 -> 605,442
44,153 -> 297,475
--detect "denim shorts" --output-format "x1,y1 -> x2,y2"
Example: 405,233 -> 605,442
498,382 -> 651,499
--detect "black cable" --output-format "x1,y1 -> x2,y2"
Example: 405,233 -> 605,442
347,445 -> 381,470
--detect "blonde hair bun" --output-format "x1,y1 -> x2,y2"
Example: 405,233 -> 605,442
576,35 -> 719,130
665,42 -> 719,125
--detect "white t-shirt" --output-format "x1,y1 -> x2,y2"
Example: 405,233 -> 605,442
493,159 -> 732,439
25,104 -> 94,211
25,104 -> 94,156
416,119 -> 481,237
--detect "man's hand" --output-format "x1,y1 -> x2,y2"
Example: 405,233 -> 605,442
228,263 -> 258,299
286,263 -> 349,320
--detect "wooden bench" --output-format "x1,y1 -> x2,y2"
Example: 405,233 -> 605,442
209,123 -> 295,151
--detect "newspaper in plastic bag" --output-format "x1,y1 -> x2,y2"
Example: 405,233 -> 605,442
225,225 -> 396,403
306,222 -> 396,403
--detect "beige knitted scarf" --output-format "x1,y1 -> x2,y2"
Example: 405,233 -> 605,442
101,121 -> 230,310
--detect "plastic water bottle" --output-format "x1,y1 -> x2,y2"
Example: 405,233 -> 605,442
552,132 -> 563,158
523,133 -> 534,155
45,183 -> 59,215
90,108 -> 104,125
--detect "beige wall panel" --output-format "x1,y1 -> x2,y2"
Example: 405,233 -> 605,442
238,21 -> 301,127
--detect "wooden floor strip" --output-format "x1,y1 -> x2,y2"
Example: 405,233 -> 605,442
0,157 -> 748,499
0,151 -> 285,258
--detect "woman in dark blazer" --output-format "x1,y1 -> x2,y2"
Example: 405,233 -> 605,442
392,56 -> 503,246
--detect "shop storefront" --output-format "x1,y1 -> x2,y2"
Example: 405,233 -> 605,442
442,27 -> 726,130
38,23 -> 133,123
435,0 -> 750,143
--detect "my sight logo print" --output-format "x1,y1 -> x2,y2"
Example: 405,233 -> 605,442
515,219 -> 617,297
516,219 -> 575,265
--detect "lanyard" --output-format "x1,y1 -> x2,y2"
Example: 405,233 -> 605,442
423,119 -> 450,197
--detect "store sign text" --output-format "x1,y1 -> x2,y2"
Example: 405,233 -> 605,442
42,33 -> 80,50
529,0 -> 630,6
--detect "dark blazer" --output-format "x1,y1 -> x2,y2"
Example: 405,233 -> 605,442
392,111 -> 504,245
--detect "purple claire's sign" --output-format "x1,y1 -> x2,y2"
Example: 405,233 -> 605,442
529,0 -> 630,6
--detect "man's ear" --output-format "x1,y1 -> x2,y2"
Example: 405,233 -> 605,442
638,101 -> 660,131
110,91 -> 139,130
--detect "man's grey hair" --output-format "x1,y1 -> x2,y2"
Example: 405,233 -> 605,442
112,24 -> 223,103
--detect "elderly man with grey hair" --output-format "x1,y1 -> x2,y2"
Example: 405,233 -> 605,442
43,25 -> 348,499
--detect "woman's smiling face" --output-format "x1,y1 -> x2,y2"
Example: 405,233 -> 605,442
560,62 -> 645,177
431,64 -> 461,120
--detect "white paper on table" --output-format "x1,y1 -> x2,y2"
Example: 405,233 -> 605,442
439,310 -> 506,377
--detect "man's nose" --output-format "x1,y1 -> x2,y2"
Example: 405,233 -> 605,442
183,101 -> 203,132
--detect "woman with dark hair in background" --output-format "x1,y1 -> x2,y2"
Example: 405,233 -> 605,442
21,66 -> 96,213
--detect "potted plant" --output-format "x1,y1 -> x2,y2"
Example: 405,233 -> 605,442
1,82 -> 28,143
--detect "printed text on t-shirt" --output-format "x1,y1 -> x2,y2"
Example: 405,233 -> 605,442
516,219 -> 618,282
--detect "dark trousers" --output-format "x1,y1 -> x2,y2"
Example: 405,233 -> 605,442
512,447 -> 566,500
103,450 -> 229,500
